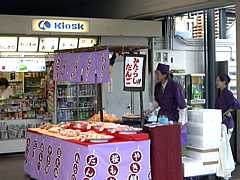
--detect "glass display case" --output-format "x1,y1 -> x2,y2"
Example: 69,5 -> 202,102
186,74 -> 206,108
56,83 -> 97,123
172,73 -> 186,97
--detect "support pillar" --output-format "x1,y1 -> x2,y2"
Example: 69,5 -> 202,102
206,9 -> 216,108
236,0 -> 240,164
219,8 -> 227,39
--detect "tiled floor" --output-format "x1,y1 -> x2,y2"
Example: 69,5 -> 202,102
0,154 -> 30,180
0,154 -> 240,180
233,166 -> 240,180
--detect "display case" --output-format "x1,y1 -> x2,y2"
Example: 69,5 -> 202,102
172,73 -> 186,97
0,71 -> 51,154
186,74 -> 206,108
56,83 -> 97,123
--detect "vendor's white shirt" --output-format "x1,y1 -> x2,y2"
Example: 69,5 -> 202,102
161,80 -> 168,92
0,87 -> 13,99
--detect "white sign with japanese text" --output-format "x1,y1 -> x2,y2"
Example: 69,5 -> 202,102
0,58 -> 46,72
39,37 -> 59,52
0,37 -> 18,51
124,55 -> 146,91
78,38 -> 97,48
18,37 -> 39,52
59,38 -> 78,50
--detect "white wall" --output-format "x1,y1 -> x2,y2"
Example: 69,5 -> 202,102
100,37 -> 151,115
153,37 -> 236,75
0,15 -> 162,37
173,39 -> 205,74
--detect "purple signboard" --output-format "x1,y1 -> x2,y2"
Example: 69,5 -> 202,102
53,49 -> 110,84
25,132 -> 151,180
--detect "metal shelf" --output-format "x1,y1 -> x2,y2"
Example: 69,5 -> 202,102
9,80 -> 23,83
57,95 -> 96,98
57,107 -> 94,110
0,119 -> 42,123
25,86 -> 41,88
57,83 -> 78,86
57,107 -> 79,110
57,96 -> 77,99
78,95 -> 96,98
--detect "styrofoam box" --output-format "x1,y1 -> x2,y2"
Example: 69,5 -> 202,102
188,109 -> 222,124
183,157 -> 217,177
185,148 -> 219,162
187,135 -> 220,149
187,122 -> 221,139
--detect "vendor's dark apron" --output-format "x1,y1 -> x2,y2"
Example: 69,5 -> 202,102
144,124 -> 183,180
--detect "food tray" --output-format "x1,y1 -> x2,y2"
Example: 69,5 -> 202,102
89,139 -> 111,143
122,114 -> 141,120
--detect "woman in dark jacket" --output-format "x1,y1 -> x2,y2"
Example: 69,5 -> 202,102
215,74 -> 240,132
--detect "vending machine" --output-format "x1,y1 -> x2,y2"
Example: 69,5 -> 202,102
186,74 -> 206,108
171,70 -> 186,98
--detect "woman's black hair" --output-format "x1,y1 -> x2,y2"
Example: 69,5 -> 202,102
218,73 -> 231,85
0,78 -> 9,88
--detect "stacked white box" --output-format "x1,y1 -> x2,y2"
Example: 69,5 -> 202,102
184,109 -> 222,177
185,147 -> 219,162
187,109 -> 222,149
183,157 -> 218,177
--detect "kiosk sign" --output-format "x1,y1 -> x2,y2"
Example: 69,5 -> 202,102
124,54 -> 146,91
32,19 -> 89,33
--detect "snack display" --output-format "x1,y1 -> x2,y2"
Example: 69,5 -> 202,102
89,112 -> 120,122
117,126 -> 142,135
77,131 -> 114,143
47,126 -> 62,133
59,129 -> 81,137
72,121 -> 90,129
36,121 -> 142,142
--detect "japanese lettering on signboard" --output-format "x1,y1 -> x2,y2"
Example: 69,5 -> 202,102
124,54 -> 146,91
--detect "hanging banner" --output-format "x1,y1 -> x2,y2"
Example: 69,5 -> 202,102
53,49 -> 110,84
123,54 -> 146,91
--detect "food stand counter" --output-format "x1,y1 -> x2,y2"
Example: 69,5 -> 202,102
24,128 -> 150,180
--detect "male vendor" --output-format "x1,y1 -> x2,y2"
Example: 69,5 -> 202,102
145,63 -> 187,143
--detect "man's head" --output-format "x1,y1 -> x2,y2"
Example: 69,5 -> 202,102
0,78 -> 9,91
155,63 -> 170,82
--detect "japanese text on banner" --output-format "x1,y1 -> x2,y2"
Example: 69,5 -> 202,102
125,56 -> 144,88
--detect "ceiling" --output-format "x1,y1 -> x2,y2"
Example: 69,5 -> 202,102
0,0 -> 100,18
0,0 -> 236,19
